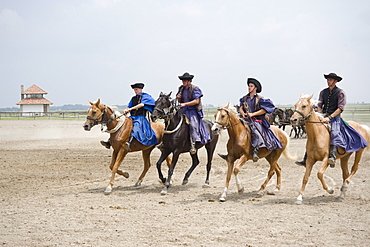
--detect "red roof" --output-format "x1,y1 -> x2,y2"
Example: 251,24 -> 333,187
16,98 -> 53,105
22,84 -> 48,94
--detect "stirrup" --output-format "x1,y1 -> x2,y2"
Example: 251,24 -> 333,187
190,147 -> 196,155
252,153 -> 259,162
124,142 -> 131,152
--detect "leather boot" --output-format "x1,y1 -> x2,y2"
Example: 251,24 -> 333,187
252,147 -> 259,162
100,139 -> 111,149
295,152 -> 307,167
328,145 -> 337,168
124,136 -> 134,152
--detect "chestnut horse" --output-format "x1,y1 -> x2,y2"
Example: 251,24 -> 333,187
83,99 -> 170,194
212,103 -> 296,202
290,94 -> 370,204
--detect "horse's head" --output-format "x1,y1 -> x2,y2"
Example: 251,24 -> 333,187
152,92 -> 173,121
212,103 -> 234,133
290,94 -> 314,125
83,99 -> 106,131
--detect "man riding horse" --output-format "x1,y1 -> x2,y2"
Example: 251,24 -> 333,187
176,72 -> 210,154
100,82 -> 158,151
239,78 -> 283,161
295,73 -> 368,167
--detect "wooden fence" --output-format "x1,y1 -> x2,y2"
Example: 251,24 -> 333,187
1,107 -> 370,123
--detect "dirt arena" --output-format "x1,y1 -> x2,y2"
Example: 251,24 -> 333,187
1,120 -> 369,246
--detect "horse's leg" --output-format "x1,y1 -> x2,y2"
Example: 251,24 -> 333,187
346,151 -> 361,183
317,157 -> 334,194
202,139 -> 218,187
182,153 -> 200,185
233,155 -> 247,194
161,151 -> 181,195
156,149 -> 172,184
339,155 -> 351,201
257,153 -> 278,196
134,147 -> 154,187
105,149 -> 128,194
220,157 -> 237,202
296,158 -> 315,204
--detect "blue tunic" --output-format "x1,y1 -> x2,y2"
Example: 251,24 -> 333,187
127,92 -> 158,146
329,117 -> 368,152
178,86 -> 210,144
239,95 -> 283,151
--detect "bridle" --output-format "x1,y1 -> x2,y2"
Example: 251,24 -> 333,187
86,105 -> 124,127
214,108 -> 240,129
154,98 -> 183,134
293,108 -> 323,124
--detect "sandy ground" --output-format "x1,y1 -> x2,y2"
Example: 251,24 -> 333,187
1,120 -> 370,247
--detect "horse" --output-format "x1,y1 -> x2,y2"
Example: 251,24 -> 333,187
290,94 -> 370,204
151,92 -> 219,195
211,103 -> 296,202
284,108 -> 306,138
83,99 -> 171,194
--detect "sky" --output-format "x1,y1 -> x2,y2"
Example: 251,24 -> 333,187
1,0 -> 370,108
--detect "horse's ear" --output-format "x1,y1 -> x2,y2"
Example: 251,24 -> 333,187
160,92 -> 164,96
307,94 -> 314,101
225,102 -> 230,109
218,104 -> 222,108
96,99 -> 101,106
167,91 -> 172,97
89,100 -> 94,105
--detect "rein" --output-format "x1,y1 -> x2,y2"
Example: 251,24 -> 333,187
294,109 -> 324,124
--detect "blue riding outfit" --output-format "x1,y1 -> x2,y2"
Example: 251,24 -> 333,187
128,92 -> 158,146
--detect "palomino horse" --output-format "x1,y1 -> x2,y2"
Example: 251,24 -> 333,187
151,92 -> 219,195
290,94 -> 370,204
83,99 -> 170,194
212,103 -> 296,202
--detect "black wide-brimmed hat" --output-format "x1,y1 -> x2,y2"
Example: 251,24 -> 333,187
324,73 -> 342,82
178,72 -> 194,81
130,82 -> 145,89
247,78 -> 262,93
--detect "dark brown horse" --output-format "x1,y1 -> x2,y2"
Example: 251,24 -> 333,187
212,103 -> 296,202
83,99 -> 170,194
151,92 -> 219,195
291,94 -> 370,204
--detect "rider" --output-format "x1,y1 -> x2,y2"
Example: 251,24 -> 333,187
176,72 -> 210,154
239,78 -> 283,162
295,72 -> 368,167
100,82 -> 157,151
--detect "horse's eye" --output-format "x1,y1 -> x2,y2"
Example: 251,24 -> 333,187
92,111 -> 97,115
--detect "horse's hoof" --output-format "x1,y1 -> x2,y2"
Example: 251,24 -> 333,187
160,188 -> 168,195
238,187 -> 244,194
202,183 -> 210,188
134,180 -> 142,187
256,190 -> 265,197
122,172 -> 129,178
219,197 -> 226,202
104,186 -> 112,195
182,179 -> 188,185
327,187 -> 334,194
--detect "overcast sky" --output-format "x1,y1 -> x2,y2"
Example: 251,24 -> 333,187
1,0 -> 370,108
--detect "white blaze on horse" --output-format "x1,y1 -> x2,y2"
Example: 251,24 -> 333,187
212,103 -> 296,202
290,94 -> 370,204
83,99 -> 171,194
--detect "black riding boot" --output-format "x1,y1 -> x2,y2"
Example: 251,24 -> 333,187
124,136 -> 134,152
100,138 -> 111,149
252,147 -> 259,162
295,152 -> 307,167
328,145 -> 337,168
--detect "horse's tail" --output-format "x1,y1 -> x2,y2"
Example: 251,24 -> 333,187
281,129 -> 297,160
361,124 -> 370,151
